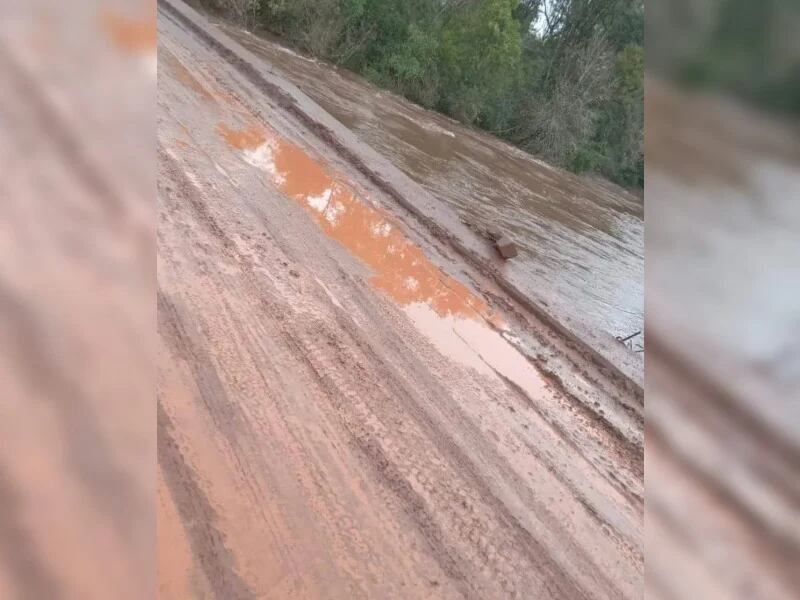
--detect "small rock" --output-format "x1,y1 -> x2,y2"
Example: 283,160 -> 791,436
289,269 -> 300,278
495,235 -> 518,259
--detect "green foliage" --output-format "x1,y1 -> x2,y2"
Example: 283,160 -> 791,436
588,44 -> 643,186
214,0 -> 643,188
616,45 -> 644,96
438,0 -> 522,123
341,0 -> 366,20
381,24 -> 441,106
513,0 -> 543,33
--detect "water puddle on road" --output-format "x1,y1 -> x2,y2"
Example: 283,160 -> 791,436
218,121 -> 546,395
218,122 -> 492,319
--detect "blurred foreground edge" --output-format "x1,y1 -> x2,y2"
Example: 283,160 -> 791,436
645,75 -> 800,599
0,0 -> 155,599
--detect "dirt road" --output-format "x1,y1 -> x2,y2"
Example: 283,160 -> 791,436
157,1 -> 643,598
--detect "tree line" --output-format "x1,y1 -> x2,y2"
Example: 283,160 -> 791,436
207,0 -> 644,188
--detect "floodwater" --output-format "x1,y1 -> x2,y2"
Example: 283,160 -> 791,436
221,25 -> 645,360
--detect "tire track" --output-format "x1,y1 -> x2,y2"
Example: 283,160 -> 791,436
158,400 -> 257,600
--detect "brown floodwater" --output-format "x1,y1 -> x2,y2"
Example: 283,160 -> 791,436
221,26 -> 644,356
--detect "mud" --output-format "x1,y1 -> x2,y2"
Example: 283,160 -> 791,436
157,1 -> 643,598
218,19 -> 644,384
164,0 -> 643,391
216,120 -> 499,324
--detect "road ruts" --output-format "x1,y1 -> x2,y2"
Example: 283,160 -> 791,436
156,1 -> 644,598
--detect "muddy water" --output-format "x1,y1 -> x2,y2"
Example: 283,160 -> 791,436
220,26 -> 644,353
166,27 -> 560,405
217,122 -> 496,319
217,119 -> 553,394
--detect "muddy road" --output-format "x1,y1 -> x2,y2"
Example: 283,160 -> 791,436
218,21 -> 644,384
157,1 -> 643,598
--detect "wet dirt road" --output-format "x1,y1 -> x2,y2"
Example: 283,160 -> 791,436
217,21 -> 644,384
157,1 -> 643,598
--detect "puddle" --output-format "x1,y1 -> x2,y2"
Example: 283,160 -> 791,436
217,121 -> 549,392
218,122 -> 496,323
219,124 -> 269,153
406,303 -> 546,397
100,7 -> 157,54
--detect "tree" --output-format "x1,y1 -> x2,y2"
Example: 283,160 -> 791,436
515,30 -> 614,166
508,0 -> 643,184
513,0 -> 542,33
438,0 -> 523,123
587,44 -> 643,185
